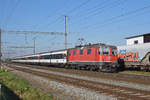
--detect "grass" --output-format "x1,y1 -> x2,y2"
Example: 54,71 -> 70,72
0,67 -> 53,100
120,70 -> 150,76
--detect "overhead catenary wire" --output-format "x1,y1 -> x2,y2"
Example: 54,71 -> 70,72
66,0 -> 91,15
87,9 -> 150,33
70,0 -> 124,26
2,30 -> 65,35
32,0 -> 71,30
43,0 -> 91,30
0,0 -> 10,28
43,16 -> 64,29
70,0 -> 121,20
79,4 -> 150,31
3,0 -> 21,29
1,0 -> 21,59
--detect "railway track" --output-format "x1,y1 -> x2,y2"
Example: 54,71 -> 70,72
6,63 -> 150,100
11,63 -> 150,83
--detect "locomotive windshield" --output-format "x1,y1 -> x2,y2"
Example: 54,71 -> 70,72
99,47 -> 109,55
103,48 -> 109,55
111,48 -> 117,55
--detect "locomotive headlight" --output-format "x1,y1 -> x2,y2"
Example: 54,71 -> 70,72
109,56 -> 112,60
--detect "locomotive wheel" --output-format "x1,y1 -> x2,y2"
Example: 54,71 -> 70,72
90,67 -> 95,71
86,66 -> 91,70
77,66 -> 81,70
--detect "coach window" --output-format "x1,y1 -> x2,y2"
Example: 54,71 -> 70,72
52,55 -> 55,59
149,55 -> 150,62
87,49 -> 91,54
53,54 -> 56,59
55,54 -> 58,59
41,55 -> 44,59
58,54 -> 61,59
28,57 -> 31,59
63,54 -> 66,58
73,50 -> 76,55
58,54 -> 62,59
33,56 -> 36,59
45,55 -> 50,59
49,55 -> 52,59
80,50 -> 83,55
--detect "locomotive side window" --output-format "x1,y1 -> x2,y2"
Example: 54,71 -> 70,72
73,50 -> 76,55
87,49 -> 91,54
103,48 -> 109,55
99,48 -> 102,54
80,50 -> 83,55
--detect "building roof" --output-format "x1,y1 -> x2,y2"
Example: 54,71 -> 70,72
125,33 -> 150,39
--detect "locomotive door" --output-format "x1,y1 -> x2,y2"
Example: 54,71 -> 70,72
101,47 -> 110,62
99,47 -> 102,61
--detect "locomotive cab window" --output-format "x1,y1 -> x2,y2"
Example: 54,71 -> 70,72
111,49 -> 117,55
103,48 -> 109,55
87,49 -> 91,54
80,50 -> 83,55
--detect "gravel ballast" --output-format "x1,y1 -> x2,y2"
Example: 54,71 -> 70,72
4,65 -> 117,100
14,65 -> 150,92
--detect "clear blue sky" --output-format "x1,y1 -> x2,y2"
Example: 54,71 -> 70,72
0,0 -> 150,58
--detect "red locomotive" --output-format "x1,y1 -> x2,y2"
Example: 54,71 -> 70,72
68,43 -> 119,72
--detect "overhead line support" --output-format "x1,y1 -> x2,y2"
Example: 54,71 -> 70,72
65,15 -> 67,49
0,29 -> 1,66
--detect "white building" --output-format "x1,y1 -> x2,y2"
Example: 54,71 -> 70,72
126,33 -> 150,45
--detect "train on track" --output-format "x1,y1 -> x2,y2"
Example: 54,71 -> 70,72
11,33 -> 150,72
11,43 -> 119,72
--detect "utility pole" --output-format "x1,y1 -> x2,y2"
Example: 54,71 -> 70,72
33,37 -> 36,54
65,15 -> 67,49
0,29 -> 1,66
